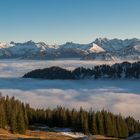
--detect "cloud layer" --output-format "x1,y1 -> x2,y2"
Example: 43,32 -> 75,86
0,60 -> 140,120
1,88 -> 140,120
0,59 -> 121,77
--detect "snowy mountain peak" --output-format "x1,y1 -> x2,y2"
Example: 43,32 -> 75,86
133,45 -> 140,52
0,42 -> 10,48
0,38 -> 139,60
95,37 -> 109,42
21,40 -> 36,45
89,43 -> 105,53
10,41 -> 15,44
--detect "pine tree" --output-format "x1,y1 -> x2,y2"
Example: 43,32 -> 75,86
0,103 -> 7,128
90,111 -> 97,135
111,115 -> 118,137
17,109 -> 26,134
10,109 -> 17,133
82,112 -> 89,134
0,94 -> 139,138
104,112 -> 113,137
96,111 -> 104,135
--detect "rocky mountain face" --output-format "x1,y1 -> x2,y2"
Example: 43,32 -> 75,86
0,38 -> 140,60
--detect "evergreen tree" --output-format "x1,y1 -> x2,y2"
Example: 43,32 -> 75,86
90,111 -> 97,135
10,109 -> 17,133
17,109 -> 26,134
96,111 -> 104,135
0,103 -> 7,128
104,112 -> 113,137
0,94 -> 139,138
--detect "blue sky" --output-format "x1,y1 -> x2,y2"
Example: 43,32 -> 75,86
0,0 -> 140,44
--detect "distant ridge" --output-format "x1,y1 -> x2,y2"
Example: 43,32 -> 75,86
0,38 -> 140,60
23,61 -> 140,80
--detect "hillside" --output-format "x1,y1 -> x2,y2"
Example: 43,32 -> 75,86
0,128 -> 76,140
0,94 -> 139,139
23,61 -> 140,79
0,128 -> 124,140
0,96 -> 140,138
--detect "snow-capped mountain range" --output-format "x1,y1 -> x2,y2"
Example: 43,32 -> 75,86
0,38 -> 140,60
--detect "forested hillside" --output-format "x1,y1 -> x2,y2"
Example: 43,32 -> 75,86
23,61 -> 140,79
0,94 -> 140,138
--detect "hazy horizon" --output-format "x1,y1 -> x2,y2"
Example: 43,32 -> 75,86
1,37 -> 140,45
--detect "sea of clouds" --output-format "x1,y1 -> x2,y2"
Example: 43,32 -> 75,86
0,60 -> 140,120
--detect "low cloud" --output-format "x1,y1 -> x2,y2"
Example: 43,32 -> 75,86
0,59 -> 117,77
0,60 -> 139,120
1,88 -> 140,120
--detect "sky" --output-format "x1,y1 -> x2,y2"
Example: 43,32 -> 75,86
0,0 -> 140,44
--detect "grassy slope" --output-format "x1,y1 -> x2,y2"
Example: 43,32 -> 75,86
0,128 -> 74,140
0,128 -> 123,140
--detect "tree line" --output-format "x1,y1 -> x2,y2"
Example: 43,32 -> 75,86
0,94 -> 140,138
23,61 -> 140,79
0,94 -> 28,134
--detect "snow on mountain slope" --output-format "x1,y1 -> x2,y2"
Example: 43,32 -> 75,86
0,43 -> 11,48
0,41 -> 52,59
9,41 -> 40,55
0,38 -> 139,60
89,43 -> 105,53
133,45 -> 140,52
59,42 -> 90,50
94,38 -> 140,52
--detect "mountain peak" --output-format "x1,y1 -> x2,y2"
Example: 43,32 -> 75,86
95,38 -> 109,43
89,43 -> 105,53
0,38 -> 139,60
23,40 -> 35,45
10,41 -> 15,44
